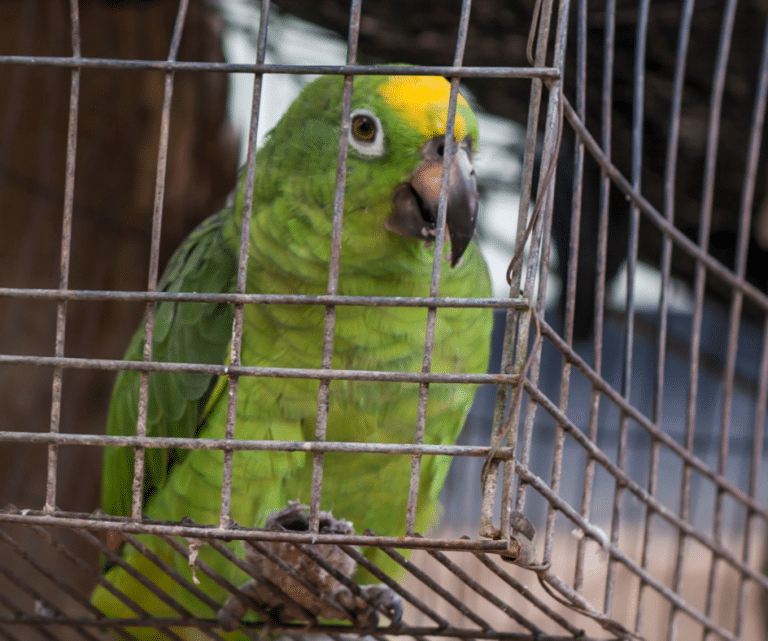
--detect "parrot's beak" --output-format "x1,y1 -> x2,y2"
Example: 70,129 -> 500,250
387,135 -> 478,267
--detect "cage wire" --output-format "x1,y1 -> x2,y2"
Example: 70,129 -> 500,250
0,0 -> 767,640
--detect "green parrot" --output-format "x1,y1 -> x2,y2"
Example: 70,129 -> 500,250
92,73 -> 493,638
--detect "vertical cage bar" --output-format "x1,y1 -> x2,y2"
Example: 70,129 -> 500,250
604,0 -> 650,615
729,18 -> 768,639
405,0 -> 472,536
480,0 -> 561,540
736,317 -> 768,638
668,0 -> 738,637
480,98 -> 538,539
636,0 -> 696,631
571,0 -> 594,595
510,0 -> 556,524
130,0 -> 190,521
524,0 -> 570,561
703,13 -> 768,640
44,0 -> 80,514
308,0 -> 363,532
580,0 -> 615,578
219,0 -> 271,530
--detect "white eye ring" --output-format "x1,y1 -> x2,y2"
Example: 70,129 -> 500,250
349,109 -> 385,157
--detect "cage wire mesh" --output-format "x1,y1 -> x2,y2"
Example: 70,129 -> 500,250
1,0 -> 767,640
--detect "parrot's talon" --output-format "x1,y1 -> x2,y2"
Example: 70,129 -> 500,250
217,505 -> 406,633
477,512 -> 539,567
358,584 -> 403,627
220,503 -> 367,627
502,511 -> 538,567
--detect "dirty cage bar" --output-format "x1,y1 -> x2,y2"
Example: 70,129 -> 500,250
0,0 -> 767,640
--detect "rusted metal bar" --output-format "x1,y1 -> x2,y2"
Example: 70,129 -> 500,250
129,0 -> 191,523
737,317 -> 768,639
635,0 -> 697,630
0,558 -> 96,641
0,528 -> 103,630
532,0 -> 569,564
308,0 -> 363,534
511,0 -> 557,526
536,318 -> 768,521
337,544 -> 452,629
0,355 -> 517,386
0,288 -> 529,309
0,433 -> 516,460
565,0 -> 589,597
562,95 -> 768,315
406,0 -> 473,537
703,11 -> 768,641
158,536 -> 273,639
29,526 -> 135,641
603,0 -> 650,616
573,0 -> 613,599
0,58 -> 559,78
119,533 -> 229,641
668,1 -> 738,637
376,544 -> 493,631
74,529 -> 188,641
0,586 -> 47,641
0,615 -> 612,641
471,551 -> 585,637
44,0 -> 81,515
480,0 -> 556,542
0,509 -> 511,552
520,379 -> 768,590
219,0 -> 270,532
426,547 -> 543,636
513,462 -> 740,641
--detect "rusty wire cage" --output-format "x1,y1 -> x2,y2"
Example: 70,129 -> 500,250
1,0 -> 768,639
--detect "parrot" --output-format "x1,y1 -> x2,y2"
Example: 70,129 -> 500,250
91,72 -> 493,639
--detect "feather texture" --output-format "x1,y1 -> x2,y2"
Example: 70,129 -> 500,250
93,74 -> 493,638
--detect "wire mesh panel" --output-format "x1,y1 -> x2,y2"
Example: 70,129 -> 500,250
0,0 -> 766,640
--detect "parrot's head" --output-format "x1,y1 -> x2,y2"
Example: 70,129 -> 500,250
362,74 -> 480,268
251,72 -> 481,279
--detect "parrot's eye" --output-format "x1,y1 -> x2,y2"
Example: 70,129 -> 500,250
352,115 -> 376,141
348,109 -> 385,157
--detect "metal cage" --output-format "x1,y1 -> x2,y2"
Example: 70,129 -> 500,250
0,0 -> 766,639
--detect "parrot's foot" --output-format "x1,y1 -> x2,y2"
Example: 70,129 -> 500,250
218,502 -> 400,633
479,511 -> 541,568
352,584 -> 403,627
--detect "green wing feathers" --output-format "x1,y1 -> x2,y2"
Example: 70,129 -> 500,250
101,210 -> 238,518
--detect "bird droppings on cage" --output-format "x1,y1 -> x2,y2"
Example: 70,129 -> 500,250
217,502 -> 403,631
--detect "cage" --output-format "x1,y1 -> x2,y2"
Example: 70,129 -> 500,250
0,0 -> 767,640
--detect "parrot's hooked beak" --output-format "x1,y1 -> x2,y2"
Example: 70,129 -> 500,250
387,135 -> 479,267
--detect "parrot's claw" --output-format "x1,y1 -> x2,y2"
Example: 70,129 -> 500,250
357,584 -> 403,627
217,504 -> 405,633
